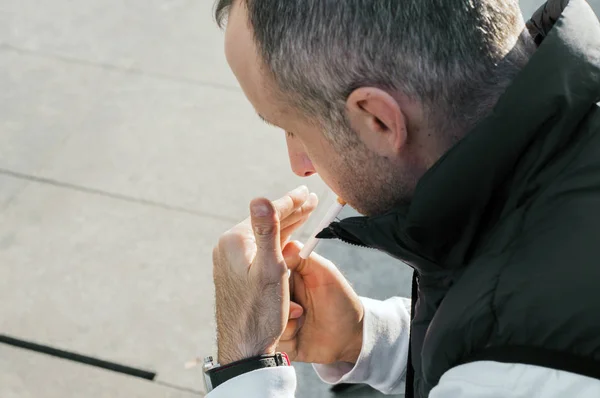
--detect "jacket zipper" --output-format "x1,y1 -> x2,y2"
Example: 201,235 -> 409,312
326,222 -> 420,397
405,271 -> 419,398
318,224 -> 371,249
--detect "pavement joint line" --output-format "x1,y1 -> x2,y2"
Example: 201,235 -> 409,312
0,334 -> 157,381
0,168 -> 240,223
0,42 -> 242,93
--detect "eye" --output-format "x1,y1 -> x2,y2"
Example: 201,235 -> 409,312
286,131 -> 295,138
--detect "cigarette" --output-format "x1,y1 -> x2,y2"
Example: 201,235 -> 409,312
299,197 -> 346,259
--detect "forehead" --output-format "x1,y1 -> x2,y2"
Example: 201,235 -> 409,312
224,4 -> 281,119
224,2 -> 255,80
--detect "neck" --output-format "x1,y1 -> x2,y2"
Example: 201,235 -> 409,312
460,28 -> 537,133
417,28 -> 538,170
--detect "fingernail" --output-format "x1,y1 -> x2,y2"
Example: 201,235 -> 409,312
290,308 -> 303,319
251,203 -> 270,217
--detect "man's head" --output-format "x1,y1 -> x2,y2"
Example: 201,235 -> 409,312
216,0 -> 533,215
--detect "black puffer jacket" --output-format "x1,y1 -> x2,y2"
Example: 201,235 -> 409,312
319,0 -> 600,396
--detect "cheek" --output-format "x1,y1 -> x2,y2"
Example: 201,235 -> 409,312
297,130 -> 351,195
304,149 -> 346,194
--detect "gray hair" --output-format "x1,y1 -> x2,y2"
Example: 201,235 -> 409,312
215,0 -> 533,145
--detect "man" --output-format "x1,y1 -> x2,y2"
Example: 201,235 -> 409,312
206,0 -> 600,397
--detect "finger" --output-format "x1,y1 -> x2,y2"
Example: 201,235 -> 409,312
250,198 -> 284,277
284,241 -> 341,289
289,301 -> 303,319
272,186 -> 310,222
279,192 -> 318,230
282,241 -> 304,272
281,319 -> 301,340
288,269 -> 307,306
281,218 -> 309,247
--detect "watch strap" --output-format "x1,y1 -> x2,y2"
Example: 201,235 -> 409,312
207,353 -> 290,389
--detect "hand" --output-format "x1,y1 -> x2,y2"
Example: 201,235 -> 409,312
212,186 -> 318,365
278,241 -> 364,365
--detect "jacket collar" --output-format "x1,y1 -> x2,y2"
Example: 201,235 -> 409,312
322,0 -> 600,274
527,0 -> 571,45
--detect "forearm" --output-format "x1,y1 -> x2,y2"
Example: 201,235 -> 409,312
313,296 -> 411,395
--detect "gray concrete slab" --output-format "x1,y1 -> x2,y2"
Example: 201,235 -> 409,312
0,48 -> 329,224
2,1 -> 599,398
0,50 -> 93,174
0,176 -> 335,396
0,345 -> 201,398
0,0 -> 237,88
0,181 -> 227,393
0,175 -> 29,211
1,0 -> 593,93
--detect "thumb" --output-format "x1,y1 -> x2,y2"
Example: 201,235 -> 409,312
284,240 -> 342,289
282,241 -> 307,274
250,198 -> 284,275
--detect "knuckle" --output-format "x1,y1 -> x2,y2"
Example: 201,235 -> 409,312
212,248 -> 227,279
279,193 -> 294,206
253,223 -> 276,237
212,246 -> 220,263
285,194 -> 296,207
218,230 -> 244,249
298,205 -> 311,218
287,208 -> 302,221
274,195 -> 294,215
260,262 -> 288,281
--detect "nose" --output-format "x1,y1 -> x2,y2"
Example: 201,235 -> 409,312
286,134 -> 316,177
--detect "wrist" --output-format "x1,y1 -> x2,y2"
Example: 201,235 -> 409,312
218,341 -> 276,366
338,316 -> 364,364
203,353 -> 291,392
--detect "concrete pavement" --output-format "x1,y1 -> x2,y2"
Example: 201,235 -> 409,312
0,345 -> 199,398
2,0 -> 598,397
0,0 -> 328,395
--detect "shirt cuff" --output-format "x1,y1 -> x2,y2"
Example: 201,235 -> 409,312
313,296 -> 411,395
206,366 -> 296,398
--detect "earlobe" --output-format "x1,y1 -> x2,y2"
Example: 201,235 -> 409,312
346,87 -> 408,157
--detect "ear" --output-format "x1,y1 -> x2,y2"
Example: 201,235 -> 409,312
346,87 -> 407,157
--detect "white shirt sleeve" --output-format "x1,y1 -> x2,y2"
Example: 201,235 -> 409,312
205,295 -> 600,398
206,366 -> 296,398
313,297 -> 600,398
206,296 -> 411,398
313,296 -> 412,395
431,361 -> 600,398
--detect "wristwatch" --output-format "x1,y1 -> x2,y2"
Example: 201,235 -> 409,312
202,353 -> 291,392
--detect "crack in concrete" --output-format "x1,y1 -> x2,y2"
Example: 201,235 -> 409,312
0,42 -> 241,93
0,168 -> 240,223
